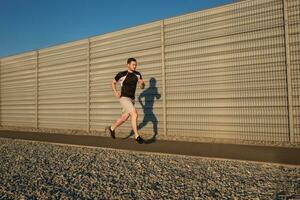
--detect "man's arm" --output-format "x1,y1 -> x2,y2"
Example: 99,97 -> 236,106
138,78 -> 145,89
138,90 -> 145,108
111,79 -> 121,98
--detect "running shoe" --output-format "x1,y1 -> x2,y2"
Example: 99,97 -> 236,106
106,126 -> 116,139
135,135 -> 144,144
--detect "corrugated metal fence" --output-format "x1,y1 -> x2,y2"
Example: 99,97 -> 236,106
0,0 -> 299,143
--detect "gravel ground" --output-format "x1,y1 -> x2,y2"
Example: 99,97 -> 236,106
0,138 -> 299,200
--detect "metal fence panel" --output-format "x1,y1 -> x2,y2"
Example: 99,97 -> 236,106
288,0 -> 300,142
38,39 -> 88,130
164,0 -> 289,141
0,51 -> 37,127
89,22 -> 163,136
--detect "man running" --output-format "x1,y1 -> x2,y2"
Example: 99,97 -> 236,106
106,58 -> 145,144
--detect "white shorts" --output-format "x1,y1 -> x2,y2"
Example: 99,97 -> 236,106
119,96 -> 135,114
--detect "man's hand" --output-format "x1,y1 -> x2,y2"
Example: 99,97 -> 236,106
111,79 -> 121,98
114,91 -> 121,98
138,79 -> 145,89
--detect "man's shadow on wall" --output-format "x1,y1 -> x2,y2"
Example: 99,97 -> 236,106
124,78 -> 160,144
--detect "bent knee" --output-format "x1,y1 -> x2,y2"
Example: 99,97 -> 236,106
121,114 -> 130,121
130,110 -> 138,118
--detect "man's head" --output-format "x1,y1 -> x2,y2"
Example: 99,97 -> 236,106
127,58 -> 137,71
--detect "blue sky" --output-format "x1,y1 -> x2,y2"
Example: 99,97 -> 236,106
0,0 -> 233,58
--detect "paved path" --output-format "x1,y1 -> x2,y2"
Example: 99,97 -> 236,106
0,130 -> 299,166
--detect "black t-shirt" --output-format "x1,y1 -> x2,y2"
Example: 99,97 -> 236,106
114,70 -> 142,100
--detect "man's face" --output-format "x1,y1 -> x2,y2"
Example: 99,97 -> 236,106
127,61 -> 137,71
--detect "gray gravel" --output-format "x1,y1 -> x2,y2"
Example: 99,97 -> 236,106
0,138 -> 299,200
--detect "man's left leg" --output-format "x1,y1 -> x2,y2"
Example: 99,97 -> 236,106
111,112 -> 130,131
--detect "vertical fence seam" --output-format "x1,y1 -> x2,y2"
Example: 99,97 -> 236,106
87,39 -> 91,134
161,20 -> 167,136
36,51 -> 39,129
0,59 -> 1,127
282,0 -> 294,143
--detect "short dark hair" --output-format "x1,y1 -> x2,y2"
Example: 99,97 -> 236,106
127,58 -> 137,64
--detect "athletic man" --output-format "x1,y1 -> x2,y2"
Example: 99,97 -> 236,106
106,58 -> 145,144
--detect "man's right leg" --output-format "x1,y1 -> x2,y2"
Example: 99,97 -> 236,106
130,109 -> 140,139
